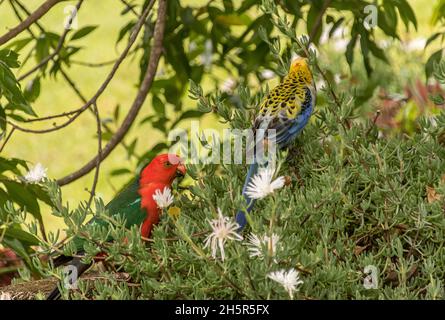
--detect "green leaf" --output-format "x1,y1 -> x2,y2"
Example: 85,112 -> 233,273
0,49 -> 20,68
1,238 -> 30,262
0,105 -> 6,133
426,50 -> 443,79
329,17 -> 345,39
6,37 -> 33,53
24,77 -> 41,103
214,14 -> 251,26
238,0 -> 258,13
425,32 -> 442,49
345,30 -> 358,67
70,25 -> 98,41
3,226 -> 40,246
431,0 -> 445,25
28,183 -> 53,207
307,5 -> 323,44
125,138 -> 138,159
2,181 -> 42,222
113,104 -> 121,121
35,34 -> 52,66
110,168 -> 132,177
394,0 -> 417,30
377,8 -> 399,39
152,95 -> 165,115
0,157 -> 27,175
0,60 -> 37,117
117,21 -> 136,45
222,0 -> 234,12
139,115 -> 156,125
170,110 -> 203,130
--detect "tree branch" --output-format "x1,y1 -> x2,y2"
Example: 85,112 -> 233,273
0,0 -> 64,46
57,0 -> 167,186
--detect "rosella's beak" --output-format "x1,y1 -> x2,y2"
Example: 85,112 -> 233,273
176,163 -> 186,177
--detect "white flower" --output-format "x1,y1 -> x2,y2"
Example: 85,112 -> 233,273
220,78 -> 236,93
23,163 -> 47,183
333,38 -> 348,52
403,37 -> 426,52
268,268 -> 303,299
246,233 -> 280,260
0,292 -> 12,300
244,167 -> 285,199
204,208 -> 243,261
200,39 -> 213,68
260,69 -> 275,80
152,187 -> 174,208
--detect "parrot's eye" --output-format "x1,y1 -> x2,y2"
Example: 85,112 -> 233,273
164,161 -> 172,168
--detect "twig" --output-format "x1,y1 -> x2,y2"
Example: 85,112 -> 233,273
0,0 -> 63,46
17,0 -> 83,82
120,0 -> 141,18
0,128 -> 15,153
57,0 -> 166,186
86,102 -> 102,210
365,110 -> 381,136
69,49 -> 138,68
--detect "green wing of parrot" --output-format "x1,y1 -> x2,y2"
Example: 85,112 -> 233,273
71,177 -> 146,252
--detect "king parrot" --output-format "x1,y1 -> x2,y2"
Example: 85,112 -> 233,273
47,153 -> 186,299
235,57 -> 316,230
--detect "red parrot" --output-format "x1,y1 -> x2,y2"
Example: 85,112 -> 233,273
47,154 -> 186,299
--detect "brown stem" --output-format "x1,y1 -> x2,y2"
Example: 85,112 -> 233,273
57,0 -> 167,186
86,102 -> 102,210
0,128 -> 15,153
0,0 -> 64,46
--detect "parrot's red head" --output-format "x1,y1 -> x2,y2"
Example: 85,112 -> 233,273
139,153 -> 186,186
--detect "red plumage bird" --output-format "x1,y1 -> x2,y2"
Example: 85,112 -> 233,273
47,153 -> 186,299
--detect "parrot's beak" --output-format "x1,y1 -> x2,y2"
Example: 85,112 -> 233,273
176,163 -> 186,178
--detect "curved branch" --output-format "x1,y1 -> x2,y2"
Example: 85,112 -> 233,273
57,0 -> 167,186
0,0 -> 64,46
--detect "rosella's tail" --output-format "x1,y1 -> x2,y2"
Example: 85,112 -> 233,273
235,162 -> 259,231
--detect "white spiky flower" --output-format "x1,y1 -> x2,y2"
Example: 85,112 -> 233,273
23,163 -> 47,183
246,233 -> 280,260
152,187 -> 174,208
245,167 -> 285,199
204,208 -> 243,261
0,292 -> 12,300
268,268 -> 303,299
